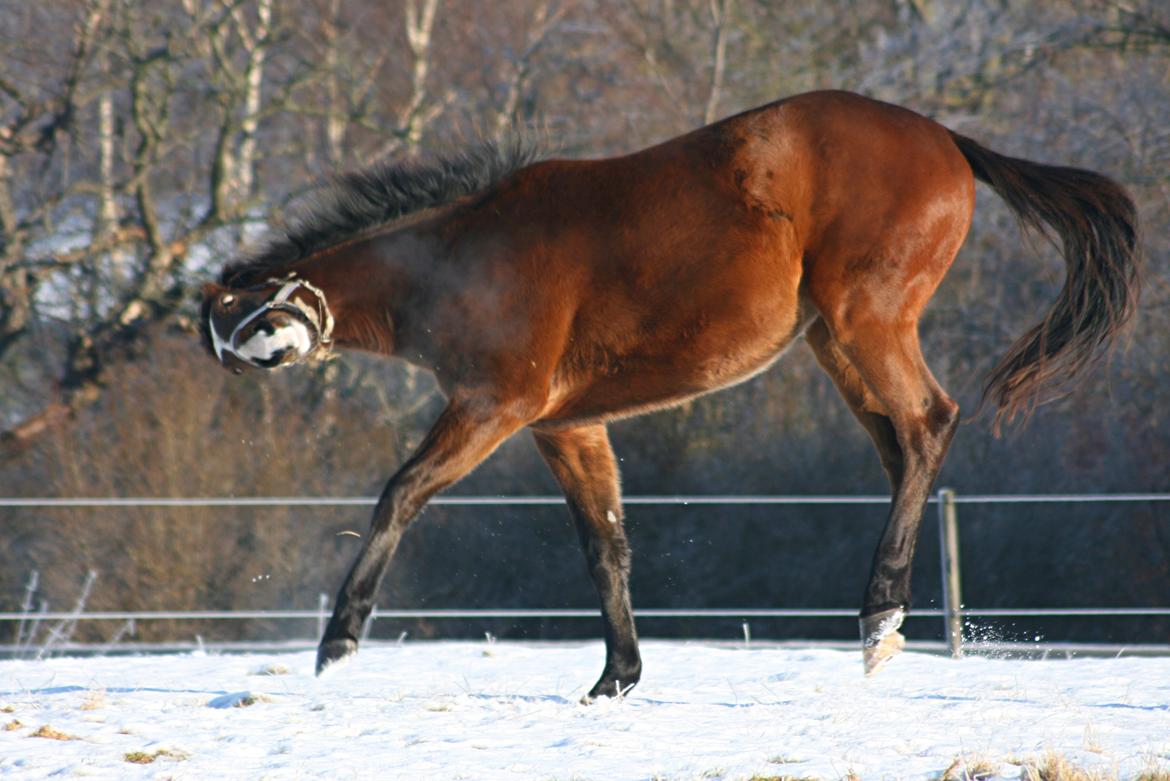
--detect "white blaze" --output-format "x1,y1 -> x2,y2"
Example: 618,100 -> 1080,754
236,319 -> 313,364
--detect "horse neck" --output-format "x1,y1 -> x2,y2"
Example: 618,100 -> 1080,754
289,227 -> 429,356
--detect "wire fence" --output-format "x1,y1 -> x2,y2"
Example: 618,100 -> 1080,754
4,493 -> 1169,508
3,490 -> 1169,656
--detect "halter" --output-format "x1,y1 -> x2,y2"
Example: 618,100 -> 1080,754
210,276 -> 335,367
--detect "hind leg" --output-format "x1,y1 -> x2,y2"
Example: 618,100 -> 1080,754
806,318 -> 904,490
533,424 -> 641,702
806,315 -> 959,674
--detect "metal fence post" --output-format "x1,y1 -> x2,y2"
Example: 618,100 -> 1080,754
317,592 -> 328,639
937,487 -> 963,658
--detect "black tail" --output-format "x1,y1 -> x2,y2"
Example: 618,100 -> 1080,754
949,131 -> 1141,432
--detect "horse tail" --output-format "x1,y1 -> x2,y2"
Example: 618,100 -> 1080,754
948,131 -> 1141,433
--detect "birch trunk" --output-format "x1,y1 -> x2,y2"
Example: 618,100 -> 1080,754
703,0 -> 731,125
399,0 -> 440,148
234,0 -> 273,201
324,0 -> 346,166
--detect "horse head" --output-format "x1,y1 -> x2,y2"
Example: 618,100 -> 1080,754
200,276 -> 334,373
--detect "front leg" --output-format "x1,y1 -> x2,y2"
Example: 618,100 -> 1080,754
316,397 -> 529,675
533,424 -> 641,702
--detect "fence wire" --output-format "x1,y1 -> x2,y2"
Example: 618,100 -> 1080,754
2,492 -> 1168,648
3,493 -> 1168,508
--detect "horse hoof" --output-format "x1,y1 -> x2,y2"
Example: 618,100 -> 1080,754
581,673 -> 639,704
860,607 -> 906,676
862,629 -> 906,676
316,638 -> 357,677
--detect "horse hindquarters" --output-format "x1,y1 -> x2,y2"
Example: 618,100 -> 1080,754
798,112 -> 973,672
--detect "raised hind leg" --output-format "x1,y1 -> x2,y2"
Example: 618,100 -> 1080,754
532,424 -> 641,702
316,397 -> 531,674
805,315 -> 959,674
806,318 -> 904,490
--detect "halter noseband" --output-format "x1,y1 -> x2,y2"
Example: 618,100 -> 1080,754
210,276 -> 335,367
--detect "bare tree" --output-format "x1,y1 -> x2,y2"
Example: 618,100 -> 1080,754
494,1 -> 572,136
703,0 -> 731,124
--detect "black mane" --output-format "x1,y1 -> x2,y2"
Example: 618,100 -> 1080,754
220,136 -> 548,286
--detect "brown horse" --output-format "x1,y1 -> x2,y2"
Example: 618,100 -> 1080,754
202,90 -> 1138,700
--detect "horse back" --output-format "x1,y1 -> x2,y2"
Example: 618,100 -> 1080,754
439,92 -> 975,424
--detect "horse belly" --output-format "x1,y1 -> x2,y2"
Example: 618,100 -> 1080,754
542,283 -> 809,426
538,132 -> 810,426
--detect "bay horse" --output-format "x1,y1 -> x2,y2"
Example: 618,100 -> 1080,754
202,90 -> 1138,700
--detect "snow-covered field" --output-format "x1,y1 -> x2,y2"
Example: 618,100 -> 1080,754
1,642 -> 1168,780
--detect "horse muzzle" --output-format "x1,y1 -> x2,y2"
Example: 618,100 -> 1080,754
213,306 -> 317,371
204,276 -> 335,373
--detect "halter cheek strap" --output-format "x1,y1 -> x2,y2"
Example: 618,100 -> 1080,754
284,277 -> 336,350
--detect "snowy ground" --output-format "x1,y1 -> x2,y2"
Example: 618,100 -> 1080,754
1,642 -> 1169,780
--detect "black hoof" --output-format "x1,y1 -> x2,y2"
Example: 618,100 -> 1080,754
581,663 -> 642,704
316,637 -> 358,677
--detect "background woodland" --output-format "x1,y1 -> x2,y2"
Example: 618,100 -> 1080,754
1,0 -> 1168,647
